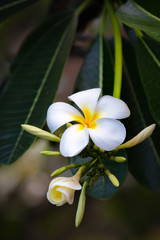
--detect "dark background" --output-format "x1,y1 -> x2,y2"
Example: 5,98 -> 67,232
0,1 -> 160,239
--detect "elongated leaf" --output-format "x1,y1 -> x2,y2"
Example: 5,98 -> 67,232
75,34 -> 114,94
117,0 -> 160,41
122,39 -> 160,191
134,0 -> 160,18
136,36 -> 160,126
70,150 -> 127,200
0,0 -> 38,22
0,11 -> 77,165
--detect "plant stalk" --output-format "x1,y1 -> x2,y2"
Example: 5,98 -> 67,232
106,0 -> 122,99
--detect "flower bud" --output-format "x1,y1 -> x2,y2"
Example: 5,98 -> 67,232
110,156 -> 126,162
75,181 -> 88,227
105,169 -> 119,187
116,124 -> 156,150
51,166 -> 69,177
50,163 -> 84,177
40,151 -> 61,156
47,173 -> 82,206
21,124 -> 60,142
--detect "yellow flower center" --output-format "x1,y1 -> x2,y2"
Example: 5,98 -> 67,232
74,107 -> 100,129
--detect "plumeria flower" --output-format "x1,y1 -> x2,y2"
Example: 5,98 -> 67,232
47,172 -> 82,206
47,88 -> 130,157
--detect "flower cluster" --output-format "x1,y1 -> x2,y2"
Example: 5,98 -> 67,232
47,88 -> 130,156
22,88 -> 156,227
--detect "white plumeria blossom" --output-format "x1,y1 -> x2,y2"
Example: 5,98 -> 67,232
47,174 -> 82,206
47,88 -> 130,157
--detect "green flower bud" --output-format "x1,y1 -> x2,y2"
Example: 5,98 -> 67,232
51,166 -> 69,177
75,181 -> 88,227
21,124 -> 60,142
51,164 -> 85,177
110,156 -> 126,162
105,169 -> 119,187
40,151 -> 61,156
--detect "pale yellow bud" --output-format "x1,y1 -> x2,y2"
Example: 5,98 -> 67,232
105,169 -> 119,187
51,166 -> 68,177
110,156 -> 126,162
21,124 -> 60,142
116,124 -> 156,150
75,181 -> 88,227
40,151 -> 61,156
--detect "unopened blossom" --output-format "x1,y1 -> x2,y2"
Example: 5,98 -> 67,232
47,88 -> 130,157
47,173 -> 82,206
116,123 -> 156,150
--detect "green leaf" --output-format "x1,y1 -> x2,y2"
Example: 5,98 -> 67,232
122,39 -> 160,191
0,0 -> 38,22
87,158 -> 127,199
136,36 -> 160,126
75,34 -> 114,94
0,11 -> 77,165
70,150 -> 127,200
134,0 -> 160,18
117,0 -> 160,41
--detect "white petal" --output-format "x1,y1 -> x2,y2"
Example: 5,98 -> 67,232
49,177 -> 81,190
68,88 -> 101,117
95,95 -> 130,119
47,190 -> 66,206
88,118 -> 126,151
51,178 -> 81,190
47,184 -> 64,206
59,180 -> 82,190
47,102 -> 83,133
57,187 -> 75,205
60,124 -> 89,157
49,177 -> 63,188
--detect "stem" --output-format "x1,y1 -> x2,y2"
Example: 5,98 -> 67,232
51,158 -> 95,177
51,163 -> 85,177
88,157 -> 98,168
99,6 -> 107,94
64,158 -> 95,171
99,6 -> 107,36
106,0 -> 122,99
76,165 -> 86,177
134,28 -> 143,38
81,158 -> 98,177
76,0 -> 94,15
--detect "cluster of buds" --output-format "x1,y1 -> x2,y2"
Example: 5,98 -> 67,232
22,88 -> 156,227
